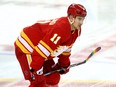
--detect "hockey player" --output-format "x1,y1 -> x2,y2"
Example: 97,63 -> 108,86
14,3 -> 87,87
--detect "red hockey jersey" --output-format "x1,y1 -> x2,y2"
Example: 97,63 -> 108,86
14,17 -> 81,70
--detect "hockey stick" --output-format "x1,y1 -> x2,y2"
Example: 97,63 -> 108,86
44,47 -> 101,76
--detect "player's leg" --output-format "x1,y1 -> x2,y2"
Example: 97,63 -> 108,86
43,59 -> 60,87
29,73 -> 46,87
45,72 -> 60,86
46,84 -> 58,87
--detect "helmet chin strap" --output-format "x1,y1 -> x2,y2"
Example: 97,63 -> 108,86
68,17 -> 76,31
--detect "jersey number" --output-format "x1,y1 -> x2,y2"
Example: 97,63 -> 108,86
50,34 -> 61,44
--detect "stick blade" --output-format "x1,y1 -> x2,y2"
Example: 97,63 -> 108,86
86,46 -> 101,61
95,47 -> 101,52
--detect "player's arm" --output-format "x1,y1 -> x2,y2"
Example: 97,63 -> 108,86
51,46 -> 71,75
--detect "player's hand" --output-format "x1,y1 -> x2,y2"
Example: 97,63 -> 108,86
59,67 -> 69,74
52,63 -> 69,74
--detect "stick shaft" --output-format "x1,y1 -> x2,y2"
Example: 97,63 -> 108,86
44,47 -> 101,76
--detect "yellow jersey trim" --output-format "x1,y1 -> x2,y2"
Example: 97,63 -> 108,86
35,46 -> 47,59
62,52 -> 71,55
16,39 -> 30,54
26,54 -> 32,65
40,40 -> 53,52
21,31 -> 35,49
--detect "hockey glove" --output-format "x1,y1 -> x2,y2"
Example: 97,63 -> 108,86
52,63 -> 69,75
59,67 -> 69,74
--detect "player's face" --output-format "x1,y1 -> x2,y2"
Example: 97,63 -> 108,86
73,16 -> 85,30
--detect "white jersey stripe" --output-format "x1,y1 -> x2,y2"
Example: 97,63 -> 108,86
37,43 -> 50,57
64,47 -> 71,52
18,36 -> 33,53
